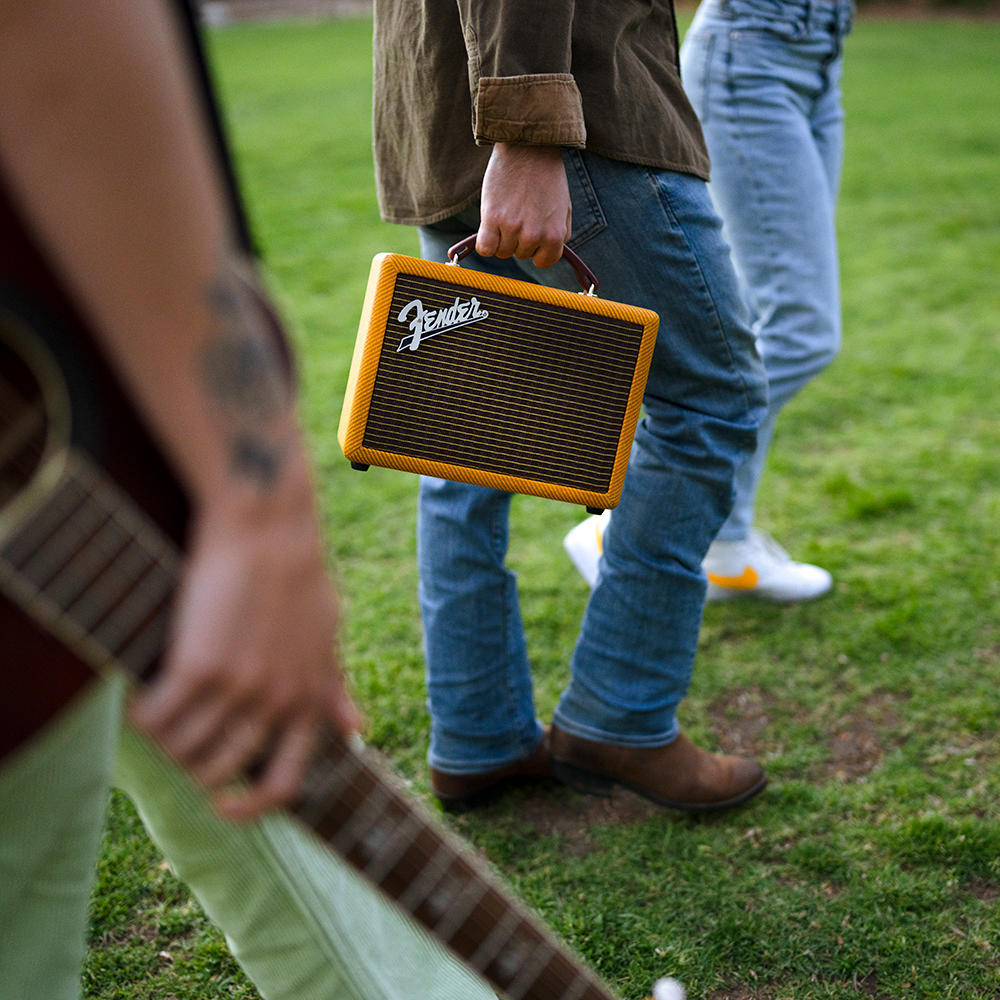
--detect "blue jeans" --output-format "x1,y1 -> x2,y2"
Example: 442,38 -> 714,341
417,152 -> 767,773
680,0 -> 852,540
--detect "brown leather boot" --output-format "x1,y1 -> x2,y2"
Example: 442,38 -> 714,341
430,733 -> 555,811
549,724 -> 766,812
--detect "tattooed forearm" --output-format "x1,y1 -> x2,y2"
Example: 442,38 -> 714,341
200,256 -> 293,489
202,333 -> 286,422
231,431 -> 282,489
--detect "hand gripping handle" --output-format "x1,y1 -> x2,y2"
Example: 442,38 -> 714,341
446,235 -> 599,295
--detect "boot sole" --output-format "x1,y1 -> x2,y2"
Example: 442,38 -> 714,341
435,773 -> 559,814
552,760 -> 768,813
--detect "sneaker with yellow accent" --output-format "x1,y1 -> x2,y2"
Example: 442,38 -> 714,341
564,516 -> 832,603
704,529 -> 832,603
562,510 -> 610,587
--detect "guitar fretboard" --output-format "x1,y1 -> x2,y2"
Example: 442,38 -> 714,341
293,729 -> 614,1000
1,451 -> 178,682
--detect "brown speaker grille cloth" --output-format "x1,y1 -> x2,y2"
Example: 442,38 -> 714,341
362,271 -> 645,491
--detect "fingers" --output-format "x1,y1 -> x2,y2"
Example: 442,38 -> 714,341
476,142 -> 572,270
129,657 -> 356,821
213,714 -> 318,822
327,670 -> 365,736
475,221 -> 566,268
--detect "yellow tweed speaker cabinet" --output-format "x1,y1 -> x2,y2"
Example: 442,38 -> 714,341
338,237 -> 659,511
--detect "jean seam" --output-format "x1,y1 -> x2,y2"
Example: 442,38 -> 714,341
490,498 -> 524,756
645,166 -> 763,419
564,150 -> 607,250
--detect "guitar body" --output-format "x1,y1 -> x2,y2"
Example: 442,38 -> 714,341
0,173 -> 189,762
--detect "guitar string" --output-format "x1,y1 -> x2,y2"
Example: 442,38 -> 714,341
2,452 -> 180,679
44,508 -> 132,610
0,382 -> 178,665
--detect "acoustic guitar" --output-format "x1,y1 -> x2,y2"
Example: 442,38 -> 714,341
0,199 -> 628,1000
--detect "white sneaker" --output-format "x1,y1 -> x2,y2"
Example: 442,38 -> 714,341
704,529 -> 832,603
564,517 -> 832,603
562,510 -> 610,587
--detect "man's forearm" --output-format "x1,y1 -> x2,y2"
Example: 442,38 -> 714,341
0,0 -> 294,511
0,0 -> 357,817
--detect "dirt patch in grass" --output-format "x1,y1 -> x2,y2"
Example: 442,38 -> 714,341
966,877 -> 1000,902
708,686 -> 774,758
709,685 -> 911,783
811,691 -> 909,782
703,971 -> 899,999
512,784 -> 662,856
704,987 -> 780,1000
466,686 -> 913,854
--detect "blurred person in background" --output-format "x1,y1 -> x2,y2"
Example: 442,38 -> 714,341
566,0 -> 852,603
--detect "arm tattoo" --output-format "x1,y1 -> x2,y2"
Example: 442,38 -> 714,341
200,256 -> 292,489
231,431 -> 281,489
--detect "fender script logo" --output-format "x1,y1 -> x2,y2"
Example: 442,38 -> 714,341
396,296 -> 489,352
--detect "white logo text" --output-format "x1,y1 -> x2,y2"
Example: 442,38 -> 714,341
396,295 -> 489,351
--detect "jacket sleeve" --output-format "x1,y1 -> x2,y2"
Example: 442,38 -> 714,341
455,0 -> 586,148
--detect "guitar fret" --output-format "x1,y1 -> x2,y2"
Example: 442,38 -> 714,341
293,749 -> 365,830
556,966 -> 595,1000
395,840 -> 455,916
330,774 -> 397,860
92,561 -> 174,660
67,537 -> 159,633
361,807 -> 428,886
468,902 -> 526,975
44,512 -> 129,613
3,475 -> 89,573
0,549 -> 114,677
502,934 -> 560,1000
115,602 -> 173,679
72,454 -> 180,578
430,873 -> 490,945
18,486 -> 104,588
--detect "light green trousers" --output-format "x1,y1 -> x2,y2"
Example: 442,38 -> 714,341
115,719 -> 493,1000
0,679 -> 123,1000
0,676 -> 493,1000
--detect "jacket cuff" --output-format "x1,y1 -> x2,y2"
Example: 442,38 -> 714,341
474,74 -> 586,147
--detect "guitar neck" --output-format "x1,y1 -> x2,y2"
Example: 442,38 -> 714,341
294,728 -> 615,1000
0,446 -> 618,1000
0,449 -> 178,685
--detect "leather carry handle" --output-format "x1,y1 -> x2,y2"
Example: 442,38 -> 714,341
447,235 -> 599,295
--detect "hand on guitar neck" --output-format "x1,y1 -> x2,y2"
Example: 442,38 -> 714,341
127,453 -> 363,821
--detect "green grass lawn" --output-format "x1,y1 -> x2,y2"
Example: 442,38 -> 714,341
84,13 -> 1000,999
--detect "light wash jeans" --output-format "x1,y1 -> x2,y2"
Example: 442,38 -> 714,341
417,151 -> 768,774
680,0 -> 853,540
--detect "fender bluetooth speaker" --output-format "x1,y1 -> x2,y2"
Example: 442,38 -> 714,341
337,238 -> 659,511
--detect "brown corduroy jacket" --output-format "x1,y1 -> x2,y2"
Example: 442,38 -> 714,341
372,0 -> 711,226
